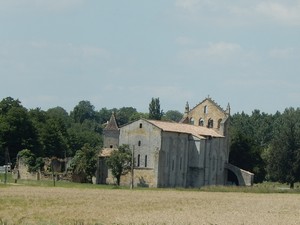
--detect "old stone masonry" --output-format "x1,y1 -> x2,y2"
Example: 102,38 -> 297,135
97,97 -> 254,188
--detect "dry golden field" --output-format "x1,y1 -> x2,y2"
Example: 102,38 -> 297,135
1,185 -> 300,225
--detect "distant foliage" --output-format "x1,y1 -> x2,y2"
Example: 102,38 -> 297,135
18,149 -> 44,172
0,97 -> 39,165
148,97 -> 163,120
70,144 -> 98,183
71,100 -> 96,124
105,144 -> 132,186
264,108 -> 300,188
2,96 -> 300,187
229,108 -> 300,185
163,110 -> 183,122
116,107 -> 138,126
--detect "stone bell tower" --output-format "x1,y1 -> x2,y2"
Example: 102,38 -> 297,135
103,112 -> 120,149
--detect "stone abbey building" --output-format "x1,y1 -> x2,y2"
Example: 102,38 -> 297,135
96,97 -> 253,187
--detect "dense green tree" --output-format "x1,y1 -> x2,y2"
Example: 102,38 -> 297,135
0,97 -> 38,165
148,97 -> 163,120
70,144 -> 98,183
28,108 -> 47,156
68,122 -> 102,156
265,108 -> 300,188
130,112 -> 148,121
163,110 -> 183,122
99,107 -> 148,126
229,110 -> 275,182
71,100 -> 96,124
29,103 -> 102,158
106,144 -> 132,186
47,107 -> 71,128
41,117 -> 69,158
116,107 -> 138,125
0,97 -> 22,113
17,149 -> 44,172
98,107 -> 113,125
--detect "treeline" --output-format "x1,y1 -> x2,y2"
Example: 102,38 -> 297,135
0,97 -> 182,166
229,108 -> 300,187
1,96 -> 300,187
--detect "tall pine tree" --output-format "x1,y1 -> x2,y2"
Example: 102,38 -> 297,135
148,97 -> 163,120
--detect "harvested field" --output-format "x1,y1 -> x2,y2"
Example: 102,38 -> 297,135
1,186 -> 300,225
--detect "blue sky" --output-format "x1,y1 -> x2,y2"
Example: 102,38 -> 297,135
1,0 -> 299,114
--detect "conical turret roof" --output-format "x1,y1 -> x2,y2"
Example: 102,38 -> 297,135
104,112 -> 119,130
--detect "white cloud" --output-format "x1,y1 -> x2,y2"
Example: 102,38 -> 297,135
178,42 -> 242,64
225,78 -> 300,98
28,41 -> 111,60
175,0 -> 216,12
256,1 -> 300,25
175,0 -> 300,26
206,42 -> 241,57
0,40 -> 112,79
269,48 -> 294,59
0,0 -> 85,12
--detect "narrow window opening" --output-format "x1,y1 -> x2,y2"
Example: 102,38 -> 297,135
208,119 -> 214,128
189,117 -> 194,125
199,118 -> 204,126
145,155 -> 147,167
139,123 -> 142,128
204,105 -> 208,114
138,140 -> 141,146
218,119 -> 222,129
137,154 -> 140,167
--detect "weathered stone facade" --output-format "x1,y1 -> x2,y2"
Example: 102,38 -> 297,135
118,119 -> 227,187
16,157 -> 72,181
97,98 -> 254,187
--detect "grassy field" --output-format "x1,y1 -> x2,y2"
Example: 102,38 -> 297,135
1,181 -> 300,225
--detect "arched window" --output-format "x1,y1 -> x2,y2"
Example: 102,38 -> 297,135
189,117 -> 194,125
208,119 -> 213,128
199,118 -> 204,126
204,105 -> 208,114
218,119 -> 222,129
138,140 -> 141,146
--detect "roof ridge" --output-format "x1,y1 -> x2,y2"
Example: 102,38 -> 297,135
146,119 -> 223,138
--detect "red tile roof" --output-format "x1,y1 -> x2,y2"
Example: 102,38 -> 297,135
99,148 -> 116,157
147,119 -> 223,139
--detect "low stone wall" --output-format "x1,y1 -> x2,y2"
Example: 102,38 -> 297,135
17,158 -> 39,180
16,157 -> 73,182
106,168 -> 156,188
